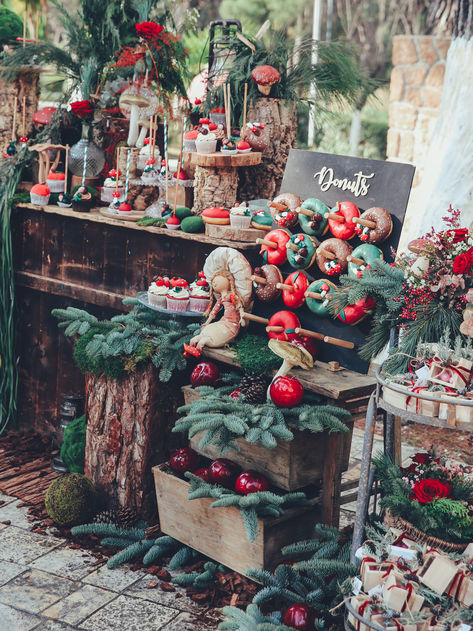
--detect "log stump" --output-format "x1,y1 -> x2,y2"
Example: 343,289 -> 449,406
192,165 -> 238,214
0,69 -> 40,152
237,98 -> 297,201
84,366 -> 183,519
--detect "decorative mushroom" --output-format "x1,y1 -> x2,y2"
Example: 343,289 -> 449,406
136,119 -> 151,148
268,338 -> 314,380
119,87 -> 157,147
408,238 -> 430,277
251,65 -> 281,96
32,106 -> 57,127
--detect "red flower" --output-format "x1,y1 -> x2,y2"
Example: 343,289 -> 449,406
135,21 -> 164,40
401,462 -> 418,475
70,100 -> 93,119
453,252 -> 471,274
451,228 -> 469,243
410,478 -> 451,504
412,452 -> 431,465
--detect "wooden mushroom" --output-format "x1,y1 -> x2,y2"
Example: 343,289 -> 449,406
268,338 -> 314,381
251,65 -> 281,96
119,91 -> 151,146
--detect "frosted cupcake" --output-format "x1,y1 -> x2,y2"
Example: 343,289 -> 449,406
101,169 -> 124,203
183,129 -> 199,153
30,183 -> 51,206
221,138 -> 238,155
148,276 -> 171,308
46,171 -> 66,193
166,285 -> 190,312
195,129 -> 217,154
189,275 -> 210,313
138,140 -> 160,171
230,203 -> 251,229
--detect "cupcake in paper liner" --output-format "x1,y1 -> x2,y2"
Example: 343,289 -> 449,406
166,284 -> 190,312
230,202 -> 251,229
46,171 -> 66,193
189,272 -> 210,313
148,276 -> 171,308
30,183 -> 51,206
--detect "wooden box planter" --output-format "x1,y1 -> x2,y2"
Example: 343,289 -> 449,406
181,385 -> 354,491
153,465 -> 319,576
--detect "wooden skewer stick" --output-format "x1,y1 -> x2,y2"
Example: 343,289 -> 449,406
243,312 -> 269,324
256,238 -> 278,249
305,291 -> 323,300
115,146 -> 120,195
324,212 -> 344,223
242,82 -> 248,134
173,118 -> 185,213
22,96 -> 26,137
266,325 -> 284,333
297,207 -> 314,217
347,255 -> 365,266
286,243 -> 298,252
152,114 -> 157,161
295,327 -> 324,341
324,336 -> 355,350
35,10 -> 39,42
149,115 -> 153,159
251,274 -> 267,284
223,85 -> 228,133
11,96 -> 18,142
317,248 -> 336,260
352,216 -> 376,228
64,145 -> 69,194
227,84 -> 232,137
276,283 -> 294,292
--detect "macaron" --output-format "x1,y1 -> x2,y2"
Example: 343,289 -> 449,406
202,207 -> 230,225
119,203 -> 132,212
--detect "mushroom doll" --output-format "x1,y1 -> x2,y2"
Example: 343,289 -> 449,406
184,247 -> 253,357
251,66 -> 281,96
267,339 -> 314,404
119,86 -> 157,147
407,238 -> 430,276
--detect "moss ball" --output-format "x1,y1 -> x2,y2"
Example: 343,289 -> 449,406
175,206 -> 193,220
181,216 -> 204,233
45,473 -> 97,526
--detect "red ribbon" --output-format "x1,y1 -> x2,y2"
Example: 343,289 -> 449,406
430,356 -> 473,385
447,568 -> 470,600
387,582 -> 414,612
357,599 -> 372,631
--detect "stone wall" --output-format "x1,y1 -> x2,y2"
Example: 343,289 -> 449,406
387,35 -> 451,189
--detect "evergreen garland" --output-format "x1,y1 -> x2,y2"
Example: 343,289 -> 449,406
174,381 -> 351,453
171,561 -> 226,588
219,604 -> 294,631
185,473 -> 311,543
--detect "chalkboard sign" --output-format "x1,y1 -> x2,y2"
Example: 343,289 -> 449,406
251,149 -> 416,374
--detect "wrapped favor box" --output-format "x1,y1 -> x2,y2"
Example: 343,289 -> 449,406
361,561 -> 395,591
418,552 -> 458,595
429,358 -> 473,390
383,573 -> 424,613
348,595 -> 373,631
406,388 -> 441,417
382,380 -> 412,411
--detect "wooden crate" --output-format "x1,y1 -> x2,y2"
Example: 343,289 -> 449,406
153,465 -> 319,576
181,385 -> 354,491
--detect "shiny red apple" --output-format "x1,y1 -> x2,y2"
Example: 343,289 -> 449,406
283,603 -> 314,630
235,470 -> 269,495
190,362 -> 221,387
193,468 -> 211,483
269,376 -> 304,408
209,458 -> 240,488
169,448 -> 199,474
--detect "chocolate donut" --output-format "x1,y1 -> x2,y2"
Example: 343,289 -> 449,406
259,228 -> 291,265
298,198 -> 329,237
267,310 -> 301,341
281,271 -> 309,309
252,264 -> 283,302
286,233 -> 318,270
326,201 -> 360,240
354,207 -> 393,244
316,238 -> 352,276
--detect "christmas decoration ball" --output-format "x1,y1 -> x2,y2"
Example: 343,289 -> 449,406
235,470 -> 269,495
193,468 -> 212,483
282,603 -> 314,630
45,473 -> 97,527
209,458 -> 241,488
269,376 -> 304,408
190,362 -> 221,387
169,448 -> 199,474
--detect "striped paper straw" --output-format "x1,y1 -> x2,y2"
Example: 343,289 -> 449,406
81,143 -> 88,187
124,149 -> 131,198
164,116 -> 168,162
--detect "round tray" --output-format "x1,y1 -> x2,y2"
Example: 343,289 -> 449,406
99,208 -> 145,222
136,292 -> 204,319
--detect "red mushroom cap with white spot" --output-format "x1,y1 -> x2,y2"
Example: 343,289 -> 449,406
251,66 -> 281,95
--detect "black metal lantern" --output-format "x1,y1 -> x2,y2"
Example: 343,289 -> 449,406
52,393 -> 84,473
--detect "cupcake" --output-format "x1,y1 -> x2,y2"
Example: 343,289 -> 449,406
237,140 -> 251,154
138,140 -> 160,171
141,158 -> 160,183
57,192 -> 72,208
101,169 -> 125,203
202,207 -> 230,225
221,138 -> 238,155
72,186 -> 93,212
183,129 -> 199,153
189,273 -> 210,313
148,276 -> 171,308
46,171 -> 66,193
30,183 -> 51,206
166,284 -> 190,312
195,129 -> 217,154
230,203 -> 251,229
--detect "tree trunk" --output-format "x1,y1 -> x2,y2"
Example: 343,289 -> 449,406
192,165 -> 239,214
237,98 -> 297,201
84,366 -> 183,520
0,70 -> 40,152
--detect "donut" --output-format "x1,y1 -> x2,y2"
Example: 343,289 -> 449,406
305,279 -> 337,317
286,233 -> 318,270
281,271 -> 309,309
316,238 -> 352,276
298,198 -> 329,237
271,205 -> 299,229
259,229 -> 291,265
337,296 -> 376,326
271,193 -> 302,212
267,310 -> 301,341
354,207 -> 393,243
348,244 -> 383,279
251,209 -> 273,231
252,265 -> 283,302
326,202 -> 360,240
202,207 -> 230,225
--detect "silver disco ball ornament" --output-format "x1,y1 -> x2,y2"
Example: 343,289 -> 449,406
69,138 -> 105,178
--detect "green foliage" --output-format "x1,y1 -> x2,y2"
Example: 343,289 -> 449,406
45,473 -> 97,527
60,415 -> 86,474
219,603 -> 293,630
234,334 -> 281,376
172,561 -> 221,587
0,7 -> 22,46
185,472 -> 311,542
174,380 -> 350,454
136,216 -> 166,227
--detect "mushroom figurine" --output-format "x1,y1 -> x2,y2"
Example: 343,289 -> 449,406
251,65 -> 281,96
267,338 -> 313,400
119,87 -> 157,147
32,106 -> 57,130
136,119 -> 152,148
407,238 -> 430,277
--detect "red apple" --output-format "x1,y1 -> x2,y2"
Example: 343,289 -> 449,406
190,362 -> 221,387
169,448 -> 199,474
193,468 -> 211,483
270,376 -> 304,408
283,603 -> 314,630
235,470 -> 269,495
209,458 -> 240,488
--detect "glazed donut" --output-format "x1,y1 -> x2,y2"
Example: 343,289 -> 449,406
252,265 -> 283,302
202,207 -> 230,225
348,244 -> 383,279
298,198 -> 329,237
305,279 -> 337,317
286,233 -> 318,270
271,193 -> 302,212
251,209 -> 273,231
267,310 -> 301,341
259,229 -> 291,265
354,207 -> 393,243
280,271 -> 309,309
316,238 -> 352,276
326,202 -> 360,240
337,296 -> 376,326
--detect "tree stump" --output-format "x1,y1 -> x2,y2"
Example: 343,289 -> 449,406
237,98 -> 297,201
192,165 -> 238,214
84,366 -> 183,519
0,69 -> 40,152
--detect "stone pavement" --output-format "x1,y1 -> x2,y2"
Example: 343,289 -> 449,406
0,492 -> 212,631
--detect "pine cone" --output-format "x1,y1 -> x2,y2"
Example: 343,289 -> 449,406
92,509 -> 118,525
116,507 -> 139,528
238,375 -> 269,404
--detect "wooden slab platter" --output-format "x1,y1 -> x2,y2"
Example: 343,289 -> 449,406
185,151 -> 262,168
205,223 -> 266,242
99,208 -> 145,222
